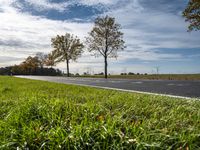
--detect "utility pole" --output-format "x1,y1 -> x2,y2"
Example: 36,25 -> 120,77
155,66 -> 160,74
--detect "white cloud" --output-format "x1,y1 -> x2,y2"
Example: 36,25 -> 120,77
105,0 -> 200,60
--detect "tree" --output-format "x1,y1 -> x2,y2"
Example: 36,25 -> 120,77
35,52 -> 48,68
20,56 -> 40,74
44,51 -> 58,68
86,16 -> 125,79
183,0 -> 200,31
51,33 -> 84,77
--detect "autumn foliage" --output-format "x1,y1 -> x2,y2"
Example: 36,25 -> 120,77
0,55 -> 62,76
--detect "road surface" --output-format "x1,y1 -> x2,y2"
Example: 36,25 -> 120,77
16,76 -> 200,98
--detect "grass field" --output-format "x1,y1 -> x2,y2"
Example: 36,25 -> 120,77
78,74 -> 200,80
0,76 -> 200,149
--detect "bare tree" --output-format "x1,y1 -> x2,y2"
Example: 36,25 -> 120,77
183,0 -> 200,31
51,33 -> 84,77
86,16 -> 125,78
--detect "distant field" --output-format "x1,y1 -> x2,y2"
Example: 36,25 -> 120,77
0,76 -> 200,149
78,74 -> 200,80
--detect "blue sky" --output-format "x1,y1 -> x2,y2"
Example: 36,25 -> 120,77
0,0 -> 200,74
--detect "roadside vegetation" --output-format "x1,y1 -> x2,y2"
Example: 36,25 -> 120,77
85,16 -> 125,78
0,76 -> 200,149
50,33 -> 84,77
0,53 -> 62,76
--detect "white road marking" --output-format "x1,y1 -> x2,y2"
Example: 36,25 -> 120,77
132,81 -> 143,84
167,83 -> 175,86
109,81 -> 122,83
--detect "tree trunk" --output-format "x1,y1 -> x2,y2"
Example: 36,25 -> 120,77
66,59 -> 70,77
104,56 -> 108,79
104,28 -> 108,79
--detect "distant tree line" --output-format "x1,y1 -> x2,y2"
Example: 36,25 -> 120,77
0,53 -> 62,76
120,72 -> 148,75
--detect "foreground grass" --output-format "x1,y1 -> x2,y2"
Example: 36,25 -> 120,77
78,74 -> 200,80
0,76 -> 200,150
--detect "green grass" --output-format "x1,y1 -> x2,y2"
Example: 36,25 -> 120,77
78,74 -> 200,80
0,76 -> 200,150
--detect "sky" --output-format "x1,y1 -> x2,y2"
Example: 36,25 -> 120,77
0,0 -> 200,74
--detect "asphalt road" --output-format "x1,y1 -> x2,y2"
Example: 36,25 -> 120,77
16,76 -> 200,98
